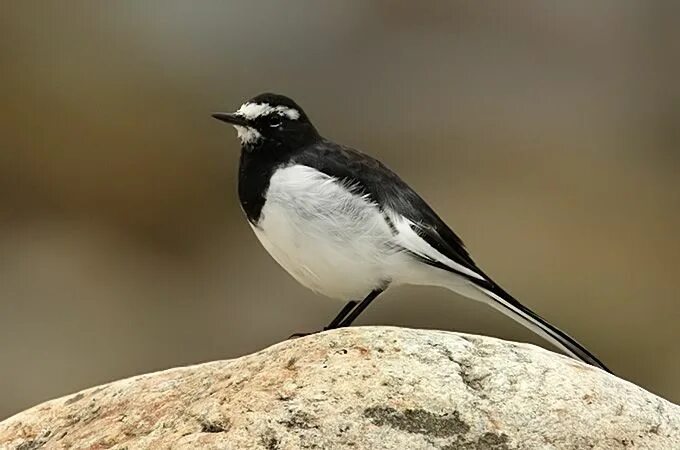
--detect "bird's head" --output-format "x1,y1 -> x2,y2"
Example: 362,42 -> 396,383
212,93 -> 319,149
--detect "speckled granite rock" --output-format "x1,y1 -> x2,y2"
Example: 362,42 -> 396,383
0,327 -> 678,449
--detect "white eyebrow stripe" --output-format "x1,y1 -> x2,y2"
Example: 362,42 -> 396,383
279,107 -> 300,120
236,102 -> 300,120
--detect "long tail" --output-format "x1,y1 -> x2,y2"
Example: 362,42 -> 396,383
462,278 -> 611,373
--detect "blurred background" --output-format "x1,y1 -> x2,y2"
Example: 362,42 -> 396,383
1,1 -> 678,419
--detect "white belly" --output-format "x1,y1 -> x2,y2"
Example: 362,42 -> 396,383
250,165 -> 397,300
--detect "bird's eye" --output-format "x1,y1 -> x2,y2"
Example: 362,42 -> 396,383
269,119 -> 282,128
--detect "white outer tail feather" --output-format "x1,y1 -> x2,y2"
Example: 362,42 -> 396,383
473,285 -> 582,361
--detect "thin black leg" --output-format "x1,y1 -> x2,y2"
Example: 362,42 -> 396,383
324,300 -> 358,330
335,288 -> 384,328
287,288 -> 385,339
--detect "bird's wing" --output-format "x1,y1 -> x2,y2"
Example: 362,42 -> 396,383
291,140 -> 486,281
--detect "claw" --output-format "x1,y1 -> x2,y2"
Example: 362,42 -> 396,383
287,331 -> 317,339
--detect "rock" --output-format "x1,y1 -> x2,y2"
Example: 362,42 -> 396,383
0,327 -> 678,449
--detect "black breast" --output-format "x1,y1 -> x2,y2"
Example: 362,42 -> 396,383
238,142 -> 288,224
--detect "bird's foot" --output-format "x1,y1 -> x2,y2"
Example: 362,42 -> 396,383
287,326 -> 337,340
287,331 -> 318,339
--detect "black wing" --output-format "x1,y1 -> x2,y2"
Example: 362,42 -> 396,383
291,139 -> 483,279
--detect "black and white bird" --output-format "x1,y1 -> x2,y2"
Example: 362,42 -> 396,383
212,93 -> 610,372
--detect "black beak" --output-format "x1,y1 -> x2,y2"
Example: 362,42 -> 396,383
211,112 -> 249,126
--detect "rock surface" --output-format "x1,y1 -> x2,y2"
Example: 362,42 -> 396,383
0,327 -> 678,449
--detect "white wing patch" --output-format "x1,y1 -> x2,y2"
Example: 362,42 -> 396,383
236,102 -> 300,120
386,211 -> 485,280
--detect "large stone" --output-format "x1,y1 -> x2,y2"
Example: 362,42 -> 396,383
0,327 -> 677,449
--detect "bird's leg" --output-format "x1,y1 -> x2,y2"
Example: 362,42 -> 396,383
287,300 -> 358,339
324,300 -> 359,330
287,288 -> 385,339
336,288 -> 384,328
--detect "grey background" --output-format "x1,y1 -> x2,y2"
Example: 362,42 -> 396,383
1,1 -> 678,419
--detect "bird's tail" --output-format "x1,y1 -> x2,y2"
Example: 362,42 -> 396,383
457,278 -> 611,373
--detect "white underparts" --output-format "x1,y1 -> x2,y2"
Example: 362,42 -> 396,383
252,165 -> 392,299
251,164 -> 484,300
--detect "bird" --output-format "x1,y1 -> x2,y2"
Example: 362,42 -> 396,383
212,92 -> 610,373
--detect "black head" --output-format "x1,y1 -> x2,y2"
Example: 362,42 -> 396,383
212,93 -> 319,149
